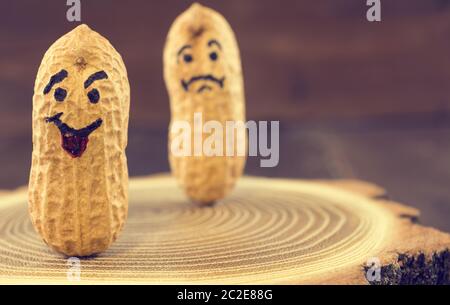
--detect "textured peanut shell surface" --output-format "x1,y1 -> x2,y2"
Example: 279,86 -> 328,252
164,3 -> 247,204
29,24 -> 130,256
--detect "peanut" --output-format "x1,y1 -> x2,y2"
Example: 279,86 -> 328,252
164,3 -> 247,205
28,24 -> 130,256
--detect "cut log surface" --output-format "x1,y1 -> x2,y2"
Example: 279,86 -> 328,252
0,175 -> 448,284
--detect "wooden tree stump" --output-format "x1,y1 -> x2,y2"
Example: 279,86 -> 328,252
0,175 -> 449,284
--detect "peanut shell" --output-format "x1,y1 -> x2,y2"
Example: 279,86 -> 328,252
164,3 -> 247,205
29,24 -> 130,256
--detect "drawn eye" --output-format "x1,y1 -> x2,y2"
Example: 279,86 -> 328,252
209,52 -> 218,61
54,88 -> 67,102
183,54 -> 193,63
87,89 -> 100,104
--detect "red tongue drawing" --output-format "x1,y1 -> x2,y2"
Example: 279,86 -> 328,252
62,133 -> 89,158
45,112 -> 103,158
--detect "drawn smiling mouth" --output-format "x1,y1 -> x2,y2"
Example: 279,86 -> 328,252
45,112 -> 103,158
181,75 -> 225,93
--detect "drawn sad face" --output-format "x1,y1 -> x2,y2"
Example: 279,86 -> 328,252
164,3 -> 244,102
43,67 -> 109,158
176,37 -> 226,94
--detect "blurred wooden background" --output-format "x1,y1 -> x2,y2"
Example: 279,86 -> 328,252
1,0 -> 450,231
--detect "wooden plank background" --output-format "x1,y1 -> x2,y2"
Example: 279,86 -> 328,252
1,0 -> 450,231
1,0 -> 450,130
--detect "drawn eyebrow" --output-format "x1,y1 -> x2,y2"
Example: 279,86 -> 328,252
84,71 -> 108,89
43,70 -> 68,94
177,45 -> 192,57
208,39 -> 222,50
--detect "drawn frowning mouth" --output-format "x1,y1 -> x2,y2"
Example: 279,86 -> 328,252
45,112 -> 103,158
181,75 -> 225,93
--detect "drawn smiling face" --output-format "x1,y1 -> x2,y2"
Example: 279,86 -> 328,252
43,68 -> 109,158
177,39 -> 225,94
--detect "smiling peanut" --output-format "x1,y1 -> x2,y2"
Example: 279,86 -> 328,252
28,24 -> 130,256
164,3 -> 247,205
